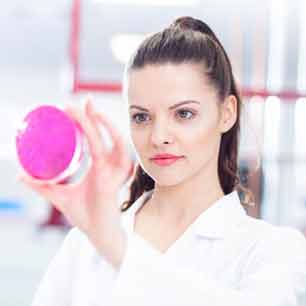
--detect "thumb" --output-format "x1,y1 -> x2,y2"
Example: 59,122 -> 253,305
18,175 -> 55,202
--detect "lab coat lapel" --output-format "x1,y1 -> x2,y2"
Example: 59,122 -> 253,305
192,190 -> 247,239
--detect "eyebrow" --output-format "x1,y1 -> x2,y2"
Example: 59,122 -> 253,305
129,100 -> 200,111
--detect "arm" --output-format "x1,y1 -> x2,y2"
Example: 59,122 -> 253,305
110,228 -> 306,306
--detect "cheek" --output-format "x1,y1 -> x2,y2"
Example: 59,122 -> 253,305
185,120 -> 221,157
188,115 -> 218,140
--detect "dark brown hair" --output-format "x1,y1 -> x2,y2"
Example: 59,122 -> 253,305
121,16 -> 255,212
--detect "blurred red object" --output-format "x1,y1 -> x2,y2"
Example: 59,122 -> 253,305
40,206 -> 69,229
39,177 -> 70,230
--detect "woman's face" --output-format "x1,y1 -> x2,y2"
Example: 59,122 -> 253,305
126,63 -> 236,186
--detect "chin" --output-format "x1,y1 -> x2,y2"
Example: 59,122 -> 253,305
149,171 -> 187,187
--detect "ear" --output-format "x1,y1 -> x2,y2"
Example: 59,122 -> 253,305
218,95 -> 238,134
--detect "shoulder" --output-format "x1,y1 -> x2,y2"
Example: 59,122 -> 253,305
239,215 -> 306,265
242,215 -> 306,244
234,217 -> 306,304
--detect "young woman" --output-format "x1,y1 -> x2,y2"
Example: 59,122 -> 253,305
21,16 -> 306,306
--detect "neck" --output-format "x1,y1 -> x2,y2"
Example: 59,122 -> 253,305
145,162 -> 224,226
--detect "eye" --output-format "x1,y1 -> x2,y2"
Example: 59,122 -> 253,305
130,109 -> 196,125
131,113 -> 149,124
176,109 -> 195,120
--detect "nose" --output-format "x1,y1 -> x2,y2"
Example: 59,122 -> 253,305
150,119 -> 173,146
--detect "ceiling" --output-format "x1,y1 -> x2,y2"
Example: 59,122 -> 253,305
0,0 -> 304,92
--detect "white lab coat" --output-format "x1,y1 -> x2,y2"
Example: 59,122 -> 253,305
30,189 -> 306,306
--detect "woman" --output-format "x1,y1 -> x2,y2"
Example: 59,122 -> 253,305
20,16 -> 306,306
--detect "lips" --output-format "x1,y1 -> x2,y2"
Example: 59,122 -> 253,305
151,153 -> 182,159
151,156 -> 183,166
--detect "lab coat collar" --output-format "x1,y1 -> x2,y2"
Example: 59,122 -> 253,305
124,189 -> 246,240
192,190 -> 247,239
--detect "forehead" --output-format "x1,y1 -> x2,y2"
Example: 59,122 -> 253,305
127,63 -> 216,105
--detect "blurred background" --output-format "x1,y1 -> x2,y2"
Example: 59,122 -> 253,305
1,0 -> 306,305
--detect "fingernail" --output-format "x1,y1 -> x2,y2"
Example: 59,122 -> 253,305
85,94 -> 93,103
87,100 -> 95,114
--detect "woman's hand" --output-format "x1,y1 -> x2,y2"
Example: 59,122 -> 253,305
18,99 -> 133,268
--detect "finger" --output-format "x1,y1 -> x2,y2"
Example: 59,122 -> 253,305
85,104 -> 134,187
85,101 -> 107,150
18,175 -> 56,201
93,111 -> 130,167
84,100 -> 112,167
17,174 -> 50,187
18,175 -> 73,205
64,102 -> 107,162
123,160 -> 135,184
